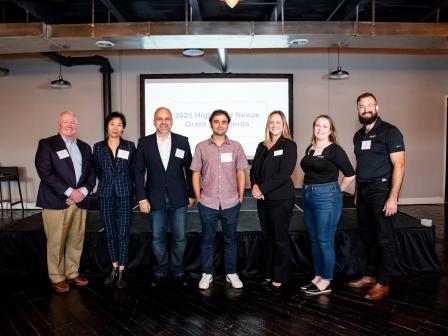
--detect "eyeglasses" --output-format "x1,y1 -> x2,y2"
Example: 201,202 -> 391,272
358,103 -> 376,110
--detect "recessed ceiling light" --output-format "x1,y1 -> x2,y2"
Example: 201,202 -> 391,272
95,40 -> 115,48
182,49 -> 205,57
289,38 -> 310,46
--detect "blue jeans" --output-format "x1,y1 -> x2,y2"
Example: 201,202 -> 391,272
302,182 -> 343,280
198,202 -> 241,275
151,197 -> 187,277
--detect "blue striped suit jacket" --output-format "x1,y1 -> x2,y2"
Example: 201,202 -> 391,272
93,139 -> 136,198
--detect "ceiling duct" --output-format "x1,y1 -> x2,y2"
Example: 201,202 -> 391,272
2,21 -> 448,54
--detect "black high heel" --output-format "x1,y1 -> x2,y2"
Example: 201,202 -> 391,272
104,267 -> 118,286
116,269 -> 126,289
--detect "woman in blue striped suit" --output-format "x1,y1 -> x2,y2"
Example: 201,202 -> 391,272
93,112 -> 136,288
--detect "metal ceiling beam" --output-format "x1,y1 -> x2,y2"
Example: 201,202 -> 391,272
98,0 -> 126,22
269,0 -> 285,22
189,0 -> 202,21
3,21 -> 448,54
10,0 -> 54,23
343,0 -> 370,21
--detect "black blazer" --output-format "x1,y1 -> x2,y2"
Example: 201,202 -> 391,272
35,134 -> 96,209
134,132 -> 194,210
92,139 -> 136,198
250,137 -> 297,200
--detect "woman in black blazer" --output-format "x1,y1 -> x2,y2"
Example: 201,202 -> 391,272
250,110 -> 297,290
92,112 -> 136,288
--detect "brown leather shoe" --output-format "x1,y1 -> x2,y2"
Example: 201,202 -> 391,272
348,276 -> 377,288
364,283 -> 390,300
67,275 -> 89,286
52,281 -> 70,293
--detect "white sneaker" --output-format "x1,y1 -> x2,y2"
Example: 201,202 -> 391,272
226,273 -> 243,289
198,273 -> 213,290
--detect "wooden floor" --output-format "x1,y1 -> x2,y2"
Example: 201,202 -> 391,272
0,206 -> 447,336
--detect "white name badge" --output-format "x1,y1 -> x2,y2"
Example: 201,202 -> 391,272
221,152 -> 233,163
117,149 -> 130,160
313,148 -> 323,156
57,149 -> 70,159
175,148 -> 185,159
361,140 -> 372,150
274,149 -> 283,157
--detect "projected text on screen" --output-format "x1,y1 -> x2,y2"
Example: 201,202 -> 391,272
140,75 -> 293,159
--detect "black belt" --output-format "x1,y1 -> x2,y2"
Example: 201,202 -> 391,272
357,177 -> 389,184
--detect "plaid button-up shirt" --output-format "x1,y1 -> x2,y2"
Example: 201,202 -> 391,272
190,136 -> 248,210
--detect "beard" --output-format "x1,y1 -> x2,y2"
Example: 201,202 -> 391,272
358,111 -> 378,125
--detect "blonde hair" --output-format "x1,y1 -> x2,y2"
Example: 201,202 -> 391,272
263,110 -> 292,146
310,114 -> 338,147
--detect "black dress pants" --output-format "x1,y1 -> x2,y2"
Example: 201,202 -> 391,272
356,181 -> 396,285
257,198 -> 294,284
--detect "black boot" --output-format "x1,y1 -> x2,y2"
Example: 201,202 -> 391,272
104,267 -> 118,286
116,269 -> 126,289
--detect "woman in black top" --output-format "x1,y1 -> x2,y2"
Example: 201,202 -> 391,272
300,115 -> 355,295
250,110 -> 297,290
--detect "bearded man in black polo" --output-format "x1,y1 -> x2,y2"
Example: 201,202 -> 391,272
348,92 -> 405,301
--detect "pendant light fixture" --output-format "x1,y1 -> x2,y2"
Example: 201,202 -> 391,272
50,52 -> 72,89
0,67 -> 9,77
225,0 -> 239,9
329,48 -> 350,80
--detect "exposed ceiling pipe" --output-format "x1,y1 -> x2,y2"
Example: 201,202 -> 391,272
326,0 -> 348,21
42,52 -> 114,137
217,48 -> 228,73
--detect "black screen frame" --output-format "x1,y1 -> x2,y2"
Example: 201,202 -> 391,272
139,73 -> 294,140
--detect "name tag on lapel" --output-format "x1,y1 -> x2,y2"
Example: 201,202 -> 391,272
361,140 -> 371,150
57,149 -> 70,159
117,149 -> 130,160
274,149 -> 283,156
313,148 -> 323,156
175,148 -> 185,159
221,152 -> 232,162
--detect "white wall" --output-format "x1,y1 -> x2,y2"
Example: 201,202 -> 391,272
0,49 -> 446,207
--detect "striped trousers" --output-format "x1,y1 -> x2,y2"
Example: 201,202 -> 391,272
98,196 -> 131,266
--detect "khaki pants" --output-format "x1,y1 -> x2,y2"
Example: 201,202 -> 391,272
42,204 -> 87,283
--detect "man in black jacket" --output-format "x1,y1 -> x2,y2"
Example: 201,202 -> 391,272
135,107 -> 194,286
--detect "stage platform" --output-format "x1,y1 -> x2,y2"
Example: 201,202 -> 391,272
0,195 -> 441,278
